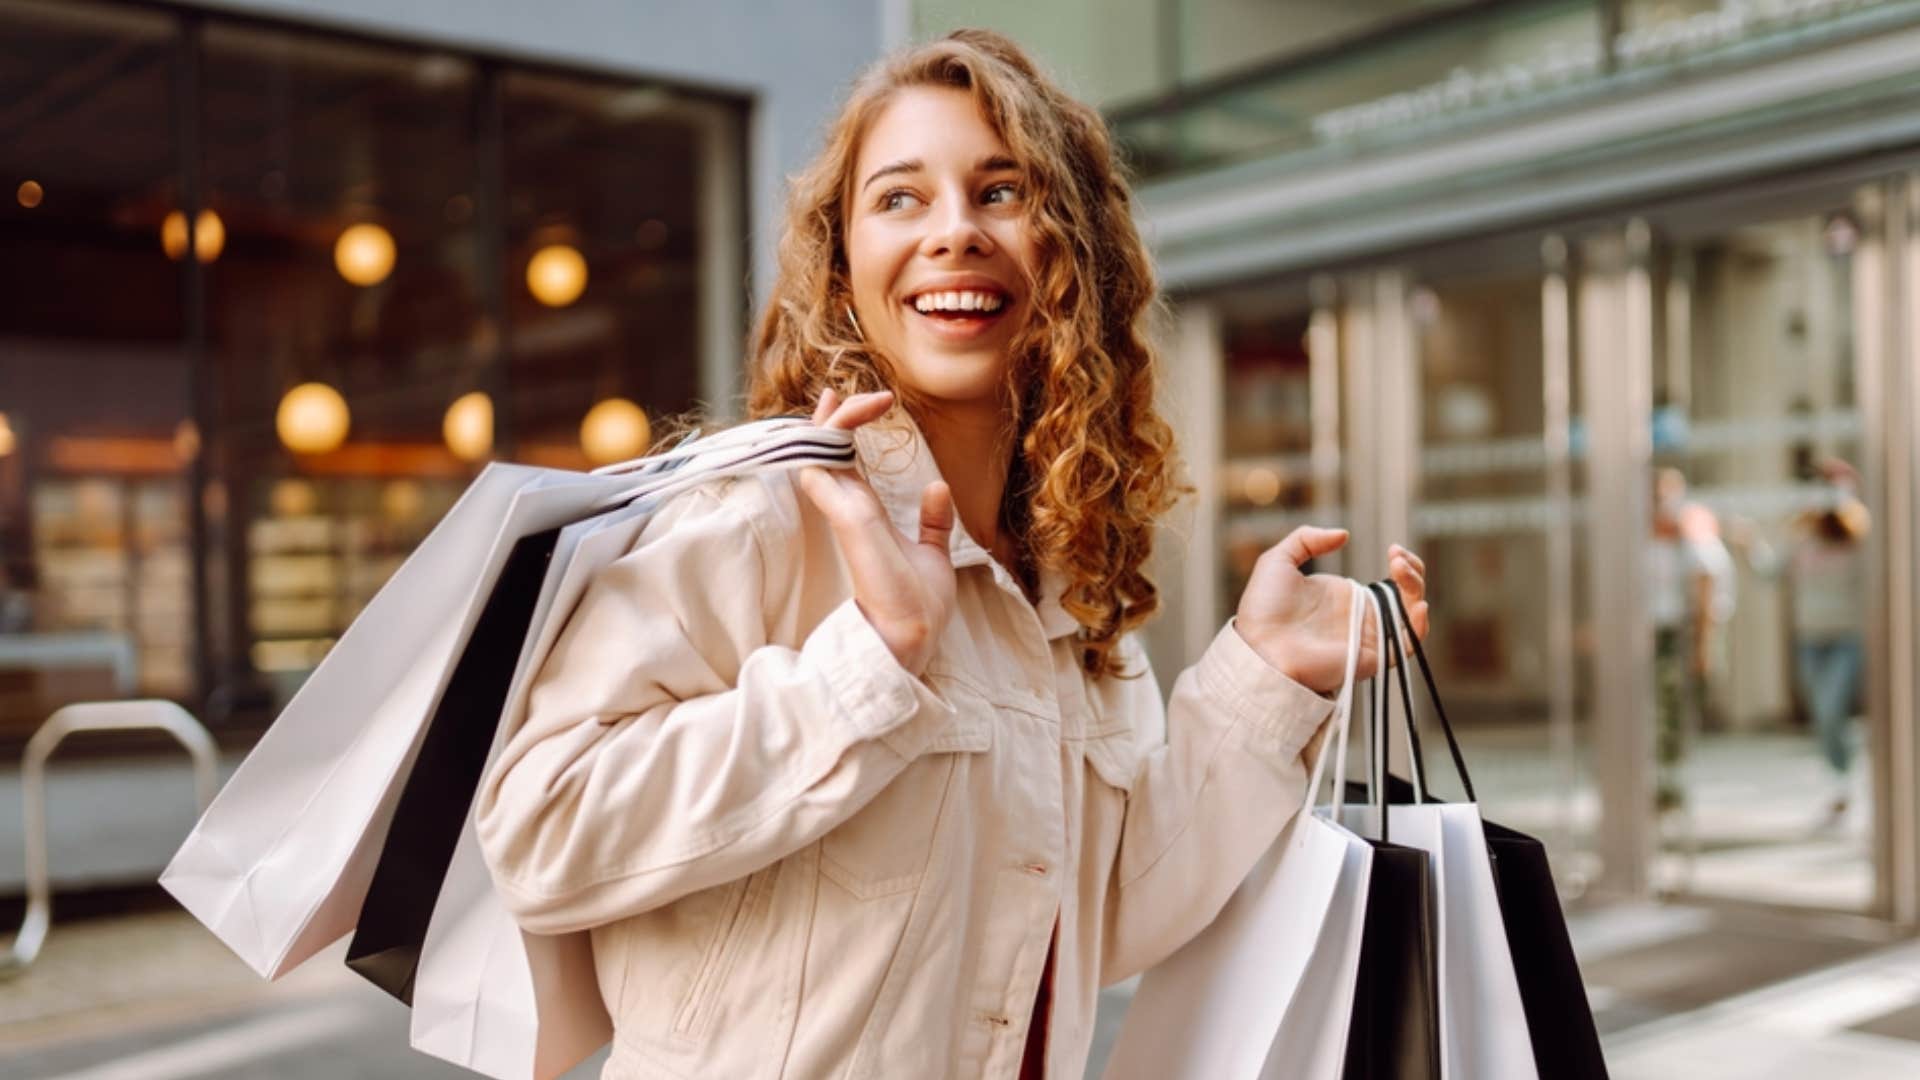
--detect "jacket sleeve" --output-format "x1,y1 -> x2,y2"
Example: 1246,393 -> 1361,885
474,481 -> 957,934
1099,621 -> 1333,984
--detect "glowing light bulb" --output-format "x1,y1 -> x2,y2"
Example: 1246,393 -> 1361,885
527,244 -> 588,307
334,223 -> 396,286
442,391 -> 494,461
276,382 -> 351,454
161,209 -> 226,262
579,398 -> 650,465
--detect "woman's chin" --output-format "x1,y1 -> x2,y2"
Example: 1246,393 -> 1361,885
892,353 -> 1009,407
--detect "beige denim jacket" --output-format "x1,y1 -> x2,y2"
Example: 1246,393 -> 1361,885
475,412 -> 1334,1080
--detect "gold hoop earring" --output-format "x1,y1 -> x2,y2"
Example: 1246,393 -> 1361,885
844,303 -> 862,339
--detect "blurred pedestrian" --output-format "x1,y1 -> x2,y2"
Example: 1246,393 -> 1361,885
1648,467 -> 1731,815
475,30 -> 1431,1079
1740,458 -> 1870,828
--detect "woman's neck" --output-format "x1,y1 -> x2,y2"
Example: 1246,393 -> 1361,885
917,402 -> 1014,560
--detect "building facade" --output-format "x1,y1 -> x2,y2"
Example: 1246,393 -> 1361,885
920,0 -> 1920,923
0,0 -> 883,749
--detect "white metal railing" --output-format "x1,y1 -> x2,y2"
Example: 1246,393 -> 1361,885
0,700 -> 217,978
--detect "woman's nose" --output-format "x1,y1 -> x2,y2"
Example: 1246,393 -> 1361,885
921,196 -> 995,258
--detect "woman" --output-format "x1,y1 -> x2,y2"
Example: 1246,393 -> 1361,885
477,30 -> 1428,1079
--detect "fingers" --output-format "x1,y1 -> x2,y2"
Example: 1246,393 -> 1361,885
1273,526 -> 1349,569
917,481 -> 955,551
811,387 -> 894,431
1387,544 -> 1430,641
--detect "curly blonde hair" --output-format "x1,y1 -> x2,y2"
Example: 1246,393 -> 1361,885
744,29 -> 1183,680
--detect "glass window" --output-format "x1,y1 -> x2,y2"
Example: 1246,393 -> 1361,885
0,0 -> 190,740
1115,0 -> 1604,177
0,2 -> 744,738
915,0 -> 1165,104
197,23 -> 487,716
499,71 -> 720,470
1650,207 -> 1872,910
1178,0 -> 1466,84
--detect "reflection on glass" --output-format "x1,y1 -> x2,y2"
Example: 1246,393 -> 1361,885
1178,0 -> 1466,84
198,23 -> 490,715
501,71 -> 711,469
0,0 -> 190,741
1114,0 -> 1604,176
1410,266 -> 1601,887
1216,290 -> 1334,624
1650,210 -> 1871,910
1112,0 -> 1920,179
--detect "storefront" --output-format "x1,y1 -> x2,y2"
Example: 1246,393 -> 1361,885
0,0 -> 881,743
1124,0 -> 1920,922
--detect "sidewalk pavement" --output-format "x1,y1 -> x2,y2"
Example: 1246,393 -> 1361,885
6,898 -> 1920,1078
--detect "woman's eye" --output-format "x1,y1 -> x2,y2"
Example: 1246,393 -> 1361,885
880,189 -> 922,212
982,182 -> 1021,205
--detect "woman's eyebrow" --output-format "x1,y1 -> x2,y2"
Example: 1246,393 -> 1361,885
861,159 -> 921,193
860,155 -> 1021,194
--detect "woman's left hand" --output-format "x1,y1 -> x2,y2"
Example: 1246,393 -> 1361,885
1231,528 -> 1428,695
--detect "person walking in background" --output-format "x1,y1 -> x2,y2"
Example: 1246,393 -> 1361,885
1740,457 -> 1871,829
1648,467 -> 1731,817
474,31 -> 1429,1079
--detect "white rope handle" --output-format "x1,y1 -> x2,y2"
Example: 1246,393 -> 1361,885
1299,579 -> 1372,823
587,424 -> 858,513
588,415 -> 818,476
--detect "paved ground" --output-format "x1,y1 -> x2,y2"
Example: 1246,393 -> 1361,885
0,724 -> 1907,1076
5,899 -> 1920,1078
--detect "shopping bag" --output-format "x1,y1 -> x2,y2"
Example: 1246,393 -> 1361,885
384,430 -> 856,1080
405,502 -> 658,1080
1339,581 -> 1530,1078
1342,823 -> 1440,1080
1371,582 -> 1608,1080
1339,593 -> 1441,1080
345,526 -> 563,1000
1105,580 -> 1375,1080
161,418 -> 854,981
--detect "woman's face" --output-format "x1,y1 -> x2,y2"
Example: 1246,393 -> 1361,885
843,86 -> 1038,411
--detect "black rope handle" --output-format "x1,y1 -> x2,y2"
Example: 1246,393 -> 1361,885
1379,577 -> 1477,803
1369,580 -> 1433,804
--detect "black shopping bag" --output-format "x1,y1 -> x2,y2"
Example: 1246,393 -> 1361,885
1342,587 -> 1442,1080
1344,839 -> 1441,1080
345,526 -> 561,1003
1370,581 -> 1610,1080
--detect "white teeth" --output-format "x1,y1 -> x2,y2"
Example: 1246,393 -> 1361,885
912,289 -> 1006,314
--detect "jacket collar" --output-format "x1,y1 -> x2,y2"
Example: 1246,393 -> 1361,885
852,409 -> 1080,643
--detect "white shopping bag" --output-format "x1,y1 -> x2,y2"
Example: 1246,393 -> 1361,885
1106,580 -> 1375,1080
1343,580 -> 1536,1080
409,499 -> 659,1079
161,419 -> 853,982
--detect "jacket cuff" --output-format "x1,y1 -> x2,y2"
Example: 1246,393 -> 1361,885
1197,619 -> 1335,758
803,598 -> 956,760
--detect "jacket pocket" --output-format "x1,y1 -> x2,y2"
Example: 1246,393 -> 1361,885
820,673 -> 990,900
671,866 -> 772,1040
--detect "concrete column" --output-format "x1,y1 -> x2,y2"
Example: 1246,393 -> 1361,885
1579,223 -> 1656,900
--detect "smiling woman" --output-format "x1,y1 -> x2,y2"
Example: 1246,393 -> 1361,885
744,31 -> 1189,657
477,28 -> 1430,1080
843,89 -> 1039,421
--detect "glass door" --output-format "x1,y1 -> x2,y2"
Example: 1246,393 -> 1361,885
1398,237 -> 1601,893
1640,193 -> 1883,911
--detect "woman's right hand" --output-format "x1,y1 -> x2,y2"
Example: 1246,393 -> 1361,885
796,388 -> 957,676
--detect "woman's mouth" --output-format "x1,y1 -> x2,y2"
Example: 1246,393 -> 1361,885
904,288 -> 1012,342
